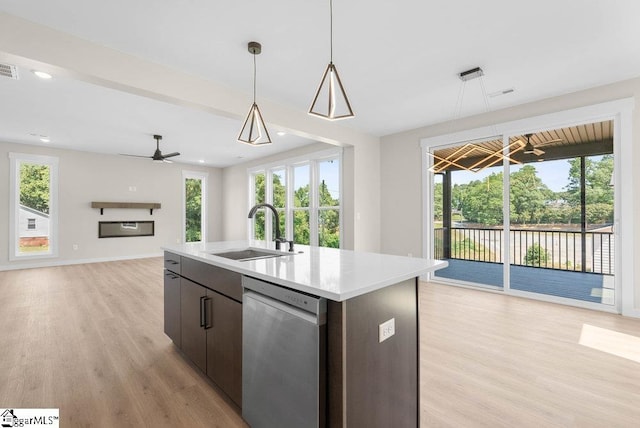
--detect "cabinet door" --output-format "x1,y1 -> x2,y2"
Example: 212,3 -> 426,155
207,293 -> 243,406
180,278 -> 207,372
163,270 -> 181,347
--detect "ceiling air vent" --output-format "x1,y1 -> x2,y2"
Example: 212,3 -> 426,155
0,63 -> 19,79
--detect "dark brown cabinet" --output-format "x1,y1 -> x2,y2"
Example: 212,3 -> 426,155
164,251 -> 243,408
207,293 -> 242,405
163,270 -> 181,347
180,278 -> 208,372
164,252 -> 182,347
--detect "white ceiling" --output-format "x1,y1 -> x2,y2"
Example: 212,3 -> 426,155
1,0 -> 640,166
0,66 -> 315,167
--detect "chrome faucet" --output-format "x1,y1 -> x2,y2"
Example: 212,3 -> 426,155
247,203 -> 293,251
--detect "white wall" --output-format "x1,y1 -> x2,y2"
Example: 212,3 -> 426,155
380,76 -> 640,311
0,141 -> 222,269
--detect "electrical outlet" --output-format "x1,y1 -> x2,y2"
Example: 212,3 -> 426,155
379,318 -> 395,343
129,186 -> 137,192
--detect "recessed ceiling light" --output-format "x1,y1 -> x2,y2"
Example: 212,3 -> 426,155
198,159 -> 205,163
32,70 -> 53,79
40,136 -> 50,143
276,131 -> 286,136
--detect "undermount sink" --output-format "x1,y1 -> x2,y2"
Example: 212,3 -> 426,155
212,248 -> 285,262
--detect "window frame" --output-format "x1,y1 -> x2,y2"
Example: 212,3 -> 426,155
9,152 -> 59,260
248,148 -> 343,248
182,170 -> 208,244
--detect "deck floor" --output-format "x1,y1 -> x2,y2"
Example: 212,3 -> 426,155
434,259 -> 613,304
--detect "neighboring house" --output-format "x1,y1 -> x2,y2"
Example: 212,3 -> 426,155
19,204 -> 50,246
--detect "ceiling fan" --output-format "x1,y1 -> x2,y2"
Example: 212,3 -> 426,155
121,134 -> 180,163
521,133 -> 563,156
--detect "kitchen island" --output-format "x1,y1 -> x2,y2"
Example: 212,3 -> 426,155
162,240 -> 446,428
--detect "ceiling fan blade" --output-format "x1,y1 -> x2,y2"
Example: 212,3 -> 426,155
533,148 -> 545,156
120,154 -> 152,158
162,152 -> 180,158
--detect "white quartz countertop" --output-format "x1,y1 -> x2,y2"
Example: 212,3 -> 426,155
162,240 -> 447,301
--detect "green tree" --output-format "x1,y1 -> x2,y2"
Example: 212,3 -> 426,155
253,174 -> 266,240
272,173 -> 286,208
293,210 -> 310,245
524,243 -> 549,266
292,183 -> 311,245
433,181 -> 443,222
20,163 -> 50,214
566,155 -> 614,224
510,165 -> 553,225
318,180 -> 339,248
185,178 -> 202,242
272,173 -> 286,238
459,172 -> 504,225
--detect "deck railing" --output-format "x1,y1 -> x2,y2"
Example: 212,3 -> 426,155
434,227 -> 614,275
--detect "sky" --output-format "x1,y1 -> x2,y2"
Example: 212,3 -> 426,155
291,159 -> 340,199
451,158 -> 572,192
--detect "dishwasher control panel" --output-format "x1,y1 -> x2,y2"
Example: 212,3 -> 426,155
242,275 -> 326,316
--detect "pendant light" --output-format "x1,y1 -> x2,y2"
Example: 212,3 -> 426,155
308,0 -> 354,120
427,67 -> 525,173
238,41 -> 272,145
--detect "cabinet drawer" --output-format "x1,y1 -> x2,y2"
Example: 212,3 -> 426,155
164,251 -> 181,274
181,257 -> 242,301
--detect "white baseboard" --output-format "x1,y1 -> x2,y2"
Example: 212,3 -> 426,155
622,307 -> 640,318
0,252 -> 163,271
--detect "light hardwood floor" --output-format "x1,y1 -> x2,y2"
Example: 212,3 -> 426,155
1,258 -> 639,427
420,282 -> 640,427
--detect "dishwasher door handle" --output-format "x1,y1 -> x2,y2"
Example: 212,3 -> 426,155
244,291 -> 320,325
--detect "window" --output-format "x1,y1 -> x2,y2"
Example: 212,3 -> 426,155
251,172 -> 266,240
182,171 -> 208,243
272,168 -> 287,241
293,164 -> 310,245
317,159 -> 341,248
9,153 -> 59,259
249,149 -> 342,248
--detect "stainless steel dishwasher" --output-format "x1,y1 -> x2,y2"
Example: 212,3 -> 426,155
242,276 -> 327,428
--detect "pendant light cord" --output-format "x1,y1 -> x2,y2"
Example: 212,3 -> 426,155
330,0 -> 333,63
253,53 -> 257,104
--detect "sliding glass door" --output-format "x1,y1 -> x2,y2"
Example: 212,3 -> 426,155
508,136 -> 615,306
429,121 -> 616,308
431,136 -> 505,289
